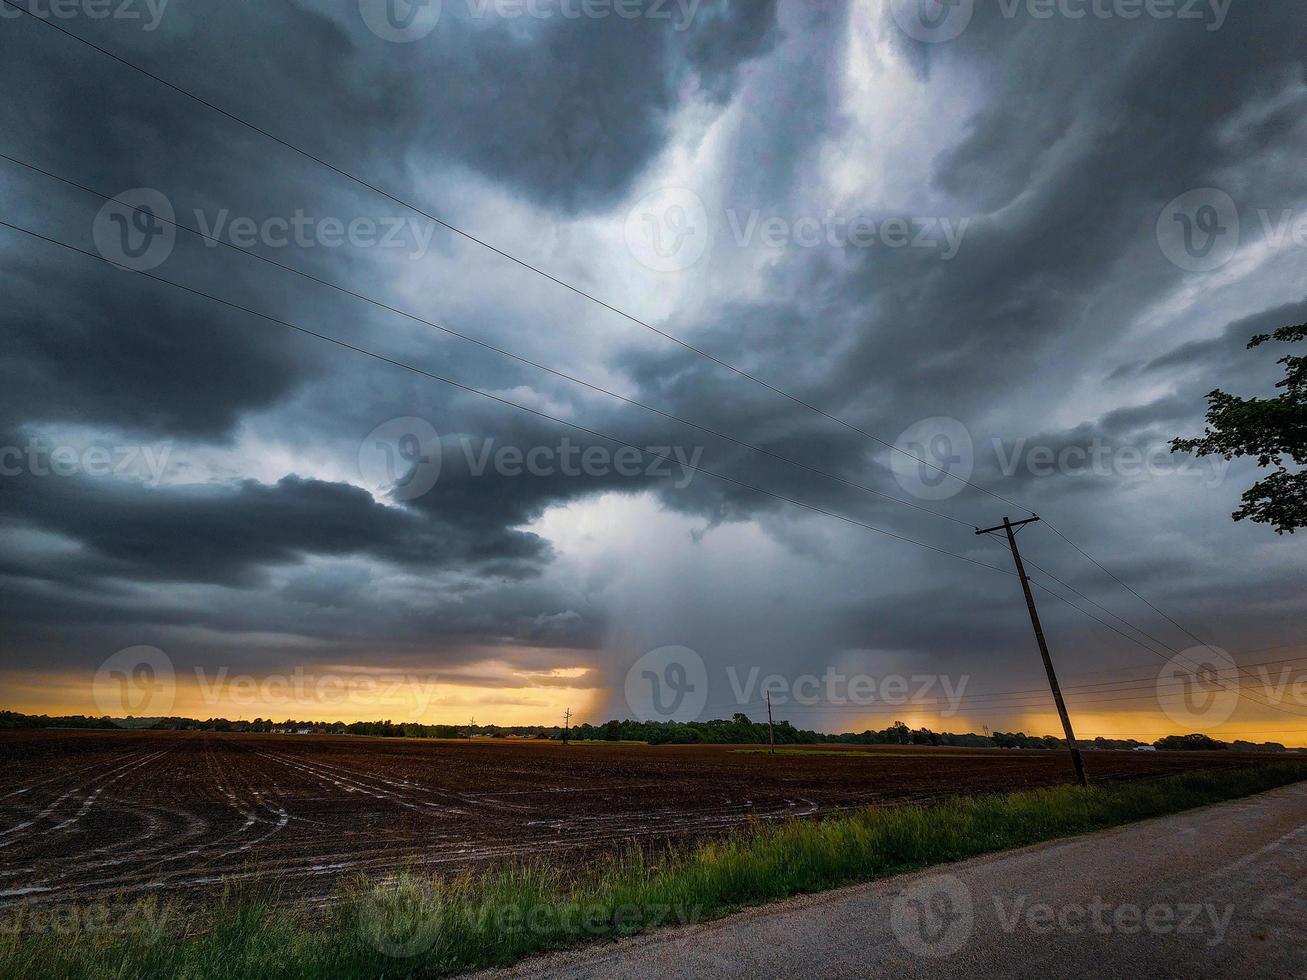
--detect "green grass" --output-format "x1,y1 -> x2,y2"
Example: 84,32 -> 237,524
4,763 -> 1305,979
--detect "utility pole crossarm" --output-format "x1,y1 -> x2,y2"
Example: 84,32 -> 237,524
975,515 -> 1041,536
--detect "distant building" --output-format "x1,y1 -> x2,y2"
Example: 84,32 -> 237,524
1133,745 -> 1157,752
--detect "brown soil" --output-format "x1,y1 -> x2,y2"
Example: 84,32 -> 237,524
0,729 -> 1282,912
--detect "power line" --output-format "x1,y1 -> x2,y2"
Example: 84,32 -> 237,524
20,213 -> 1286,726
23,214 -> 1296,731
0,218 -> 1017,581
1040,521 -> 1214,650
12,207 -> 1268,723
0,0 -> 1222,664
0,150 -> 974,534
6,208 -> 1296,728
0,0 -> 1011,501
1018,560 -> 1307,719
695,673 -> 1307,715
686,654 -> 1307,718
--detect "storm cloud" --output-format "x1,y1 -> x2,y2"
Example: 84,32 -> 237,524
1,0 -> 1305,734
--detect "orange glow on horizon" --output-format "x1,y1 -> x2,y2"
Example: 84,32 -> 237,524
0,662 -> 604,728
4,671 -> 1306,747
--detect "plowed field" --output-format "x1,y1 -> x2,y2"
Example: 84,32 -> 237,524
0,730 -> 1278,913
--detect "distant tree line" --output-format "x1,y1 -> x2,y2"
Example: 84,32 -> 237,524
566,715 -> 1292,753
0,711 -> 470,739
0,709 -> 1292,753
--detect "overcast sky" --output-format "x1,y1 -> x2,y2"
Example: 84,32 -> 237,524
1,0 -> 1304,739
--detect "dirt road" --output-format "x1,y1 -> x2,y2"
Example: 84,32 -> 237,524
487,781 -> 1307,978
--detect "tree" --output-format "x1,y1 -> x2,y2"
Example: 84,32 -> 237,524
1171,322 -> 1307,533
1153,733 -> 1226,752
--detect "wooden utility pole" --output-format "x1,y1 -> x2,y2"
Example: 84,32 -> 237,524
765,691 -> 776,755
976,516 -> 1087,787
563,707 -> 571,745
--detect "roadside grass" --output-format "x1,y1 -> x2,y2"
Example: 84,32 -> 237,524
3,762 -> 1304,979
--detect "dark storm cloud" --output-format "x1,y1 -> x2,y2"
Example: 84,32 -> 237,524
1132,299 -> 1307,389
391,0 -> 783,211
0,0 -> 783,609
820,2 -> 1307,412
0,471 -> 550,587
3,0 -> 1307,722
612,3 -> 1307,524
0,247 -> 317,441
22,0 -> 781,216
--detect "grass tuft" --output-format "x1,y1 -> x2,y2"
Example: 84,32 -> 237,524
3,763 -> 1304,979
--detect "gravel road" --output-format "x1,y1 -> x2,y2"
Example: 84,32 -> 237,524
477,781 -> 1307,978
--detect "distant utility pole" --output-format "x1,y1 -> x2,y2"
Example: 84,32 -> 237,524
765,691 -> 776,755
563,707 -> 571,745
976,515 -> 1087,787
